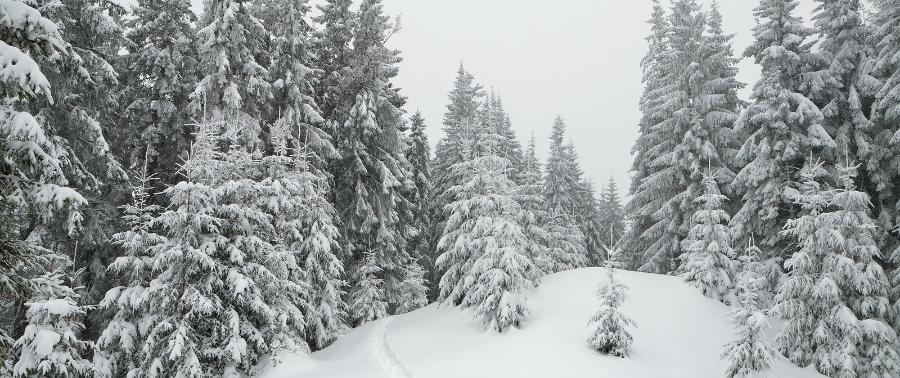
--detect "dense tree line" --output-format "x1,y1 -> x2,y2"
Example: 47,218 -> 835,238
0,0 -> 622,376
623,0 -> 900,376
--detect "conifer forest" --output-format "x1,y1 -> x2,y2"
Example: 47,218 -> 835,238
3,0 -> 900,377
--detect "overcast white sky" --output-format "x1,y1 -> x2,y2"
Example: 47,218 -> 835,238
176,0 -> 821,197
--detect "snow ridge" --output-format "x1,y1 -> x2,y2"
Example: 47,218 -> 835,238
370,317 -> 412,378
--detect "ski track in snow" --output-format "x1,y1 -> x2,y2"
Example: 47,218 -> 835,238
370,317 -> 412,378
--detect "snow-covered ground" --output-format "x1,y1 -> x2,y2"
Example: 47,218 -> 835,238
263,268 -> 824,378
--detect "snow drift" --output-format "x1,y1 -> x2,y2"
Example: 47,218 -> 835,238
262,268 -> 824,378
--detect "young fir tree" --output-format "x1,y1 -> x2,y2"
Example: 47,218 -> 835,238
830,163 -> 899,378
541,116 -> 587,273
0,0 -> 87,364
721,249 -> 776,378
11,272 -> 93,378
730,0 -> 833,256
597,177 -> 625,251
406,111 -> 437,302
94,169 -> 166,378
333,0 -> 424,323
678,173 -> 736,302
587,256 -> 636,358
772,160 -> 898,377
436,130 -> 540,332
259,122 -> 347,351
622,0 -> 670,271
118,0 -> 198,189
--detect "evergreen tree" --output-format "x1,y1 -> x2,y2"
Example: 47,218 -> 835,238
577,177 -> 607,266
597,177 -> 625,251
432,64 -> 484,201
515,134 -> 550,272
436,133 -> 540,332
259,125 -> 347,350
772,160 -> 897,377
730,0 -> 833,255
541,116 -> 587,273
622,0 -> 670,271
94,170 -> 166,378
119,117 -> 307,378
29,0 -> 130,341
117,0 -> 198,189
406,111 -> 436,302
0,0 -> 86,363
678,173 -> 736,302
721,250 -> 776,378
11,272 -> 93,378
587,258 -> 636,358
255,0 -> 337,177
311,0 -> 354,127
191,0 -> 270,147
805,0 -> 877,167
625,0 -> 741,274
830,163 -> 899,378
331,0 -> 424,322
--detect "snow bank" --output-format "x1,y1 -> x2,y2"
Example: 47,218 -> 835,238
262,268 -> 825,378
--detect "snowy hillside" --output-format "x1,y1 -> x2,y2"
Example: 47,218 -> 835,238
262,268 -> 823,378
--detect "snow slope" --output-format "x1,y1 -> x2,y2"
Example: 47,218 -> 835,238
263,268 -> 824,378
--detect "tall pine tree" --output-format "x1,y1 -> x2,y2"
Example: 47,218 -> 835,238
541,116 -> 587,273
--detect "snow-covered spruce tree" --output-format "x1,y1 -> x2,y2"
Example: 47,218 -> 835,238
0,0 -> 87,365
806,0 -> 877,161
436,131 -> 540,332
405,111 -> 438,302
772,161 -> 842,371
331,0 -> 424,323
254,0 -> 337,177
721,251 -> 776,378
117,0 -> 198,188
627,0 -> 741,274
515,134 -> 550,272
577,175 -> 607,266
587,258 -> 636,357
349,251 -> 388,325
541,116 -> 587,273
311,0 -> 354,126
258,124 -> 347,351
94,169 -> 166,378
621,0 -> 670,271
830,163 -> 899,378
432,64 -> 484,201
11,272 -> 93,378
678,173 -> 736,302
478,92 -> 525,183
772,160 -> 898,377
122,116 -> 309,378
871,0 -> 900,289
191,0 -> 270,148
597,177 -> 625,251
28,0 -> 130,342
730,0 -> 832,256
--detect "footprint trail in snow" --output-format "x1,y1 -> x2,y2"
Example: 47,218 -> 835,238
370,317 -> 412,378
